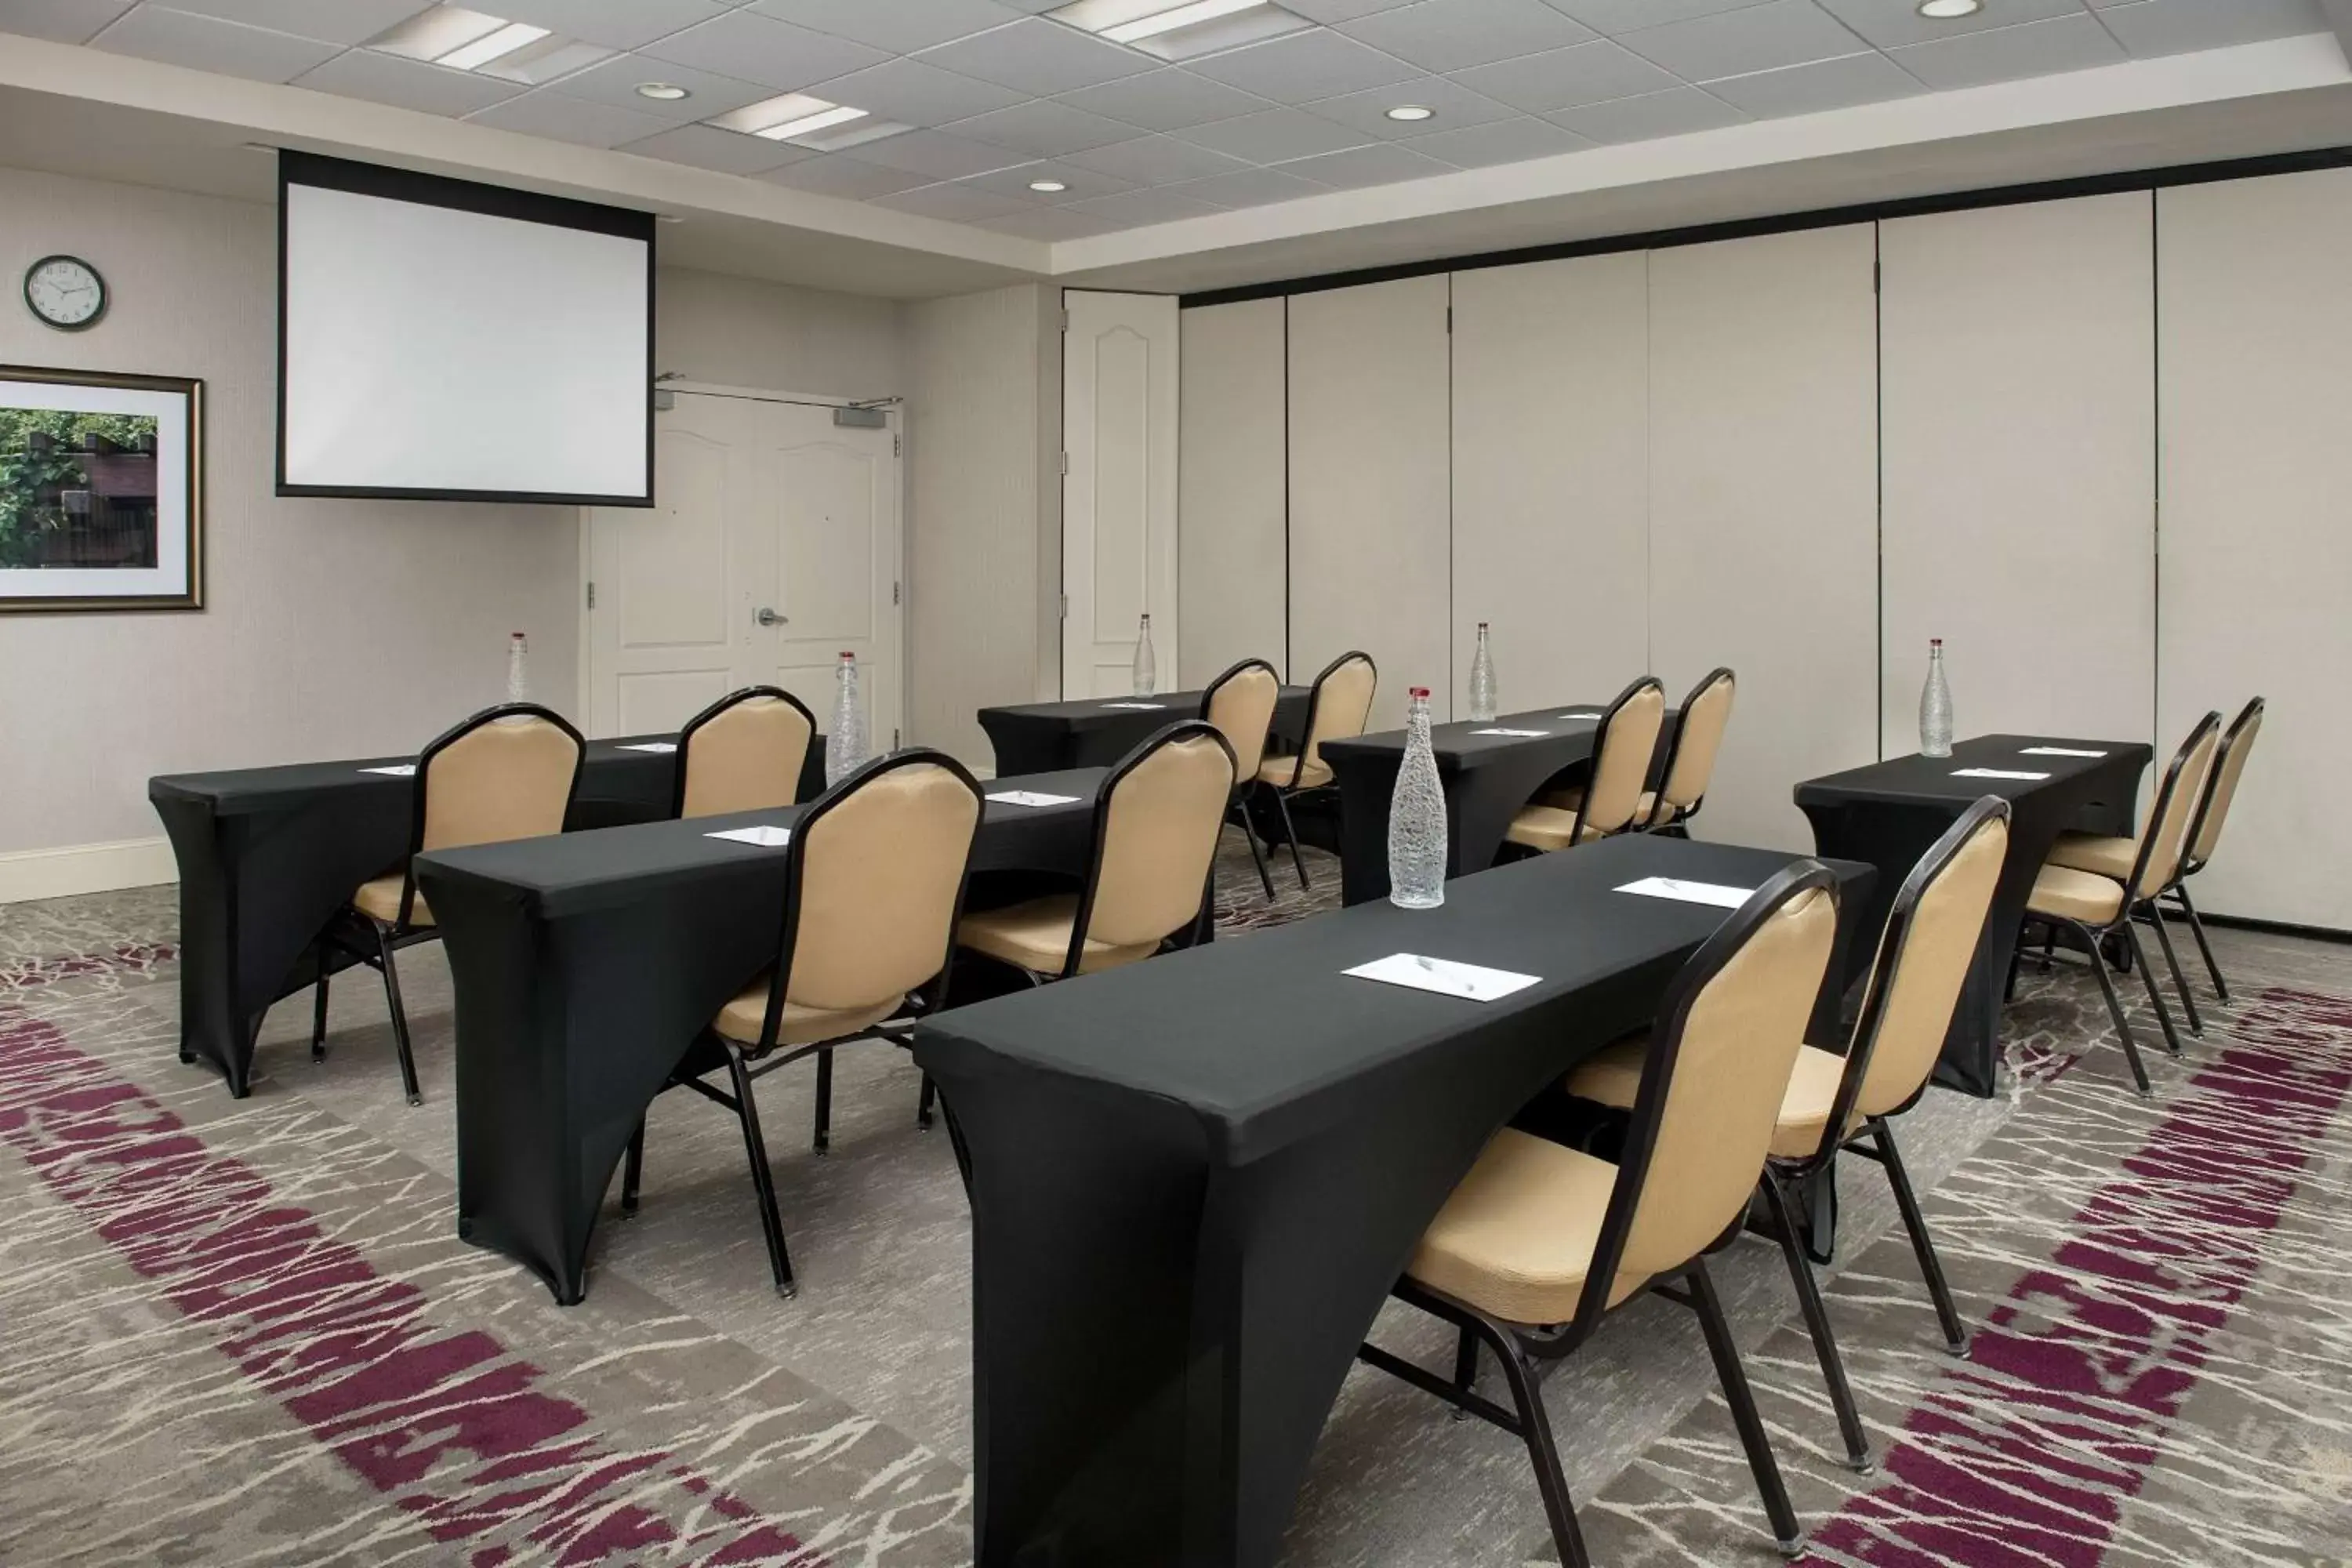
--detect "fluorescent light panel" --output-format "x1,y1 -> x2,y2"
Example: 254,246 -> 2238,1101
367,5 -> 606,81
1047,0 -> 1305,60
1104,0 -> 1267,42
438,20 -> 547,69
711,93 -> 875,143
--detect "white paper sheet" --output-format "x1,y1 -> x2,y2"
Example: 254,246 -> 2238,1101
358,764 -> 416,777
619,742 -> 677,753
1953,768 -> 2051,781
1556,711 -> 1602,720
1615,876 -> 1755,910
988,790 -> 1083,808
706,826 -> 793,848
2019,746 -> 2107,758
1098,702 -> 1167,710
1471,728 -> 1550,738
1344,953 -> 1541,1003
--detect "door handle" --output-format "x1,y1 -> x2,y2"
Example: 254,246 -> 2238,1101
755,607 -> 786,627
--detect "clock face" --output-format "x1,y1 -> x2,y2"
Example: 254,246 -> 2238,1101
24,256 -> 106,330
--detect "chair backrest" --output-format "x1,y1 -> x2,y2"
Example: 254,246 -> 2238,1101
1296,651 -> 1377,777
415,704 -> 584,855
1653,667 -> 1735,824
1822,797 -> 2009,1142
1578,676 -> 1668,837
2183,697 -> 2263,875
1579,861 -> 1838,1319
771,750 -> 984,1022
1200,659 -> 1282,782
676,686 -> 815,818
1077,722 -> 1238,956
2127,711 -> 2223,900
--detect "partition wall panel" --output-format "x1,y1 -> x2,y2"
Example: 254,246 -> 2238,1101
1178,297 -> 1289,689
1647,224 -> 1880,852
1880,194 -> 2156,760
1450,253 -> 1650,716
2157,171 -> 2352,930
1287,274 -> 1454,728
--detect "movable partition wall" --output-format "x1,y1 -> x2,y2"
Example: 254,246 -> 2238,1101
1178,165 -> 2352,931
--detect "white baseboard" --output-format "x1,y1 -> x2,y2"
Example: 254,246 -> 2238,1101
0,837 -> 178,905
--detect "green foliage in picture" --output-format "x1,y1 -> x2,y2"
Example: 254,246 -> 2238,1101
0,407 -> 157,568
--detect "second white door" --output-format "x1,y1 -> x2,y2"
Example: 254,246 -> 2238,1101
1063,290 -> 1178,700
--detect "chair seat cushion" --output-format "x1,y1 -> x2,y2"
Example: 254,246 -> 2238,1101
712,981 -> 901,1048
1539,785 -> 1585,811
351,874 -> 430,927
1563,1036 -> 1646,1109
2027,864 -> 2125,926
1406,1127 -> 1641,1325
1569,1036 -> 1853,1161
1504,804 -> 1609,852
2046,832 -> 2136,881
956,894 -> 1160,977
1258,755 -> 1333,790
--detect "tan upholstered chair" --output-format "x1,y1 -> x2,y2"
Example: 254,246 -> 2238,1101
314,704 -> 584,1105
957,721 -> 1237,982
1358,862 -> 1840,1566
1642,666 -> 1736,833
626,750 -> 984,1297
1254,650 -> 1374,892
1504,675 -> 1667,854
1568,798 -> 2009,1474
1200,658 -> 1283,901
2022,712 -> 2221,1094
674,685 -> 815,818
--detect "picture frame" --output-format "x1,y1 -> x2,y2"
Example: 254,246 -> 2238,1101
0,365 -> 203,612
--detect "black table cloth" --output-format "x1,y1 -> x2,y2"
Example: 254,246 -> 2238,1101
1796,733 -> 2150,1098
1317,704 -> 1676,906
913,835 -> 1875,1568
411,768 -> 1109,1306
977,687 -> 1309,777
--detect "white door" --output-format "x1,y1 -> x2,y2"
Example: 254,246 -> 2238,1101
1063,290 -> 1178,699
587,391 -> 902,746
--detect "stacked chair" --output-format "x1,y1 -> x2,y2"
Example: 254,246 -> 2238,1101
1641,667 -> 1736,833
1198,657 -> 1284,901
1252,650 -> 1376,891
1503,675 -> 1666,853
673,685 -> 815,818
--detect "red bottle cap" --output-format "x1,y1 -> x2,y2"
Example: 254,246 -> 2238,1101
1410,686 -> 1430,699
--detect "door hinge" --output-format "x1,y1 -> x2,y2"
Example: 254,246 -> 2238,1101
1446,305 -> 1453,333
1060,308 -> 1070,332
893,433 -> 901,457
1059,451 -> 1070,475
893,580 -> 901,606
1059,593 -> 1069,621
585,580 -> 596,610
1873,260 -> 1882,295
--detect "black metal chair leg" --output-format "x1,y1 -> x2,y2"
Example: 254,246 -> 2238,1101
2003,942 -> 2021,1004
1482,1325 -> 1590,1568
724,1045 -> 797,1298
373,923 -> 423,1107
1685,1257 -> 1804,1557
1449,1323 -> 1479,1423
917,1072 -> 938,1131
2122,920 -> 2186,1059
2076,919 -> 2151,1096
1759,1174 -> 1871,1473
1272,789 -> 1310,891
813,1047 -> 833,1155
621,1119 -> 644,1216
2143,904 -> 2203,1038
2173,885 -> 2230,1004
2040,921 -> 2056,973
1867,1120 -> 1967,1355
310,942 -> 332,1063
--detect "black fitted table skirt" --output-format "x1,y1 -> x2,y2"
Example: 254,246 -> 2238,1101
977,687 -> 1310,776
1796,733 -> 2150,1098
148,735 -> 829,1098
1318,703 -> 1677,906
913,834 -> 1875,1568
411,768 -> 1108,1306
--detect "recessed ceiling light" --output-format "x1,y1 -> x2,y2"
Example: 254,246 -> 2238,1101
1916,0 -> 1981,16
637,82 -> 691,101
1047,0 -> 1307,60
1029,180 -> 1069,192
1385,104 -> 1435,122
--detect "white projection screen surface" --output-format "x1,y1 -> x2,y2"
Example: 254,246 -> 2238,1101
278,152 -> 654,505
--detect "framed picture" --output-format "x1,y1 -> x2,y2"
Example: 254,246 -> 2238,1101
0,366 -> 203,612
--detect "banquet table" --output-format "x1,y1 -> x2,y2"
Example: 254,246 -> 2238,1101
976,686 -> 1309,777
1316,704 -> 1676,906
412,768 -> 1109,1306
149,735 -> 828,1098
912,833 -> 1875,1568
1795,733 -> 2150,1098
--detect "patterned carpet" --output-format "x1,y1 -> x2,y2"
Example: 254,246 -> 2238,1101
2,843 -> 2347,1566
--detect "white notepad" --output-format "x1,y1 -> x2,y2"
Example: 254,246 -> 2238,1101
1556,711 -> 1602,720
988,790 -> 1082,808
2020,746 -> 2107,758
619,742 -> 677,753
1953,768 -> 2051,782
1471,728 -> 1550,738
1345,953 -> 1540,1003
358,764 -> 416,777
1098,702 -> 1167,710
706,826 -> 793,848
1616,876 -> 1755,910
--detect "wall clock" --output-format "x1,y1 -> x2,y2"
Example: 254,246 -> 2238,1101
24,255 -> 107,331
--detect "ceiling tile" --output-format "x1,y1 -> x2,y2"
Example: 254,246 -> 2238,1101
89,5 -> 338,78
486,0 -> 728,52
1544,83 -> 1748,140
1301,74 -> 1519,138
1886,10 -> 2123,88
1183,27 -> 1422,103
1283,0 -> 1421,21
544,54 -> 778,120
1617,0 -> 1871,81
1447,36 -> 1679,110
1404,112 -> 1590,163
1064,187 -> 1227,224
871,182 -> 1032,221
0,0 -> 132,45
640,9 -> 889,93
745,0 -> 1019,54
1702,46 -> 1924,114
1339,0 -> 1595,73
620,122 -> 816,172
959,158 -> 1136,202
2094,0 -> 2328,57
1054,67 -> 1275,130
465,88 -> 679,146
971,205 -> 1128,238
946,98 -> 1139,157
1164,165 -> 1333,205
838,126 -> 1030,178
1175,105 -> 1373,161
1275,139 -> 1454,185
916,16 -> 1156,96
295,49 -> 527,114
804,57 -> 1027,127
138,0 -> 425,45
1542,0 -> 1779,32
758,154 -> 934,197
1811,0 -> 2088,49
1062,132 -> 1252,183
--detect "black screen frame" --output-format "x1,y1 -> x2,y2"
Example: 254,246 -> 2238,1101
276,151 -> 657,509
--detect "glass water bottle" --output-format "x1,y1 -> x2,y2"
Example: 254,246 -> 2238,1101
1388,687 -> 1447,909
826,652 -> 869,786
1132,613 -> 1157,699
1468,622 -> 1497,723
506,633 -> 529,704
1919,638 -> 1955,759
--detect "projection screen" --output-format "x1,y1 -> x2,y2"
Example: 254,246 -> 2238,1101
278,151 -> 654,506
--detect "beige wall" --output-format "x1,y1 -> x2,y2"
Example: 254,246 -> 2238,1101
1177,297 -> 1287,690
655,266 -> 902,399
